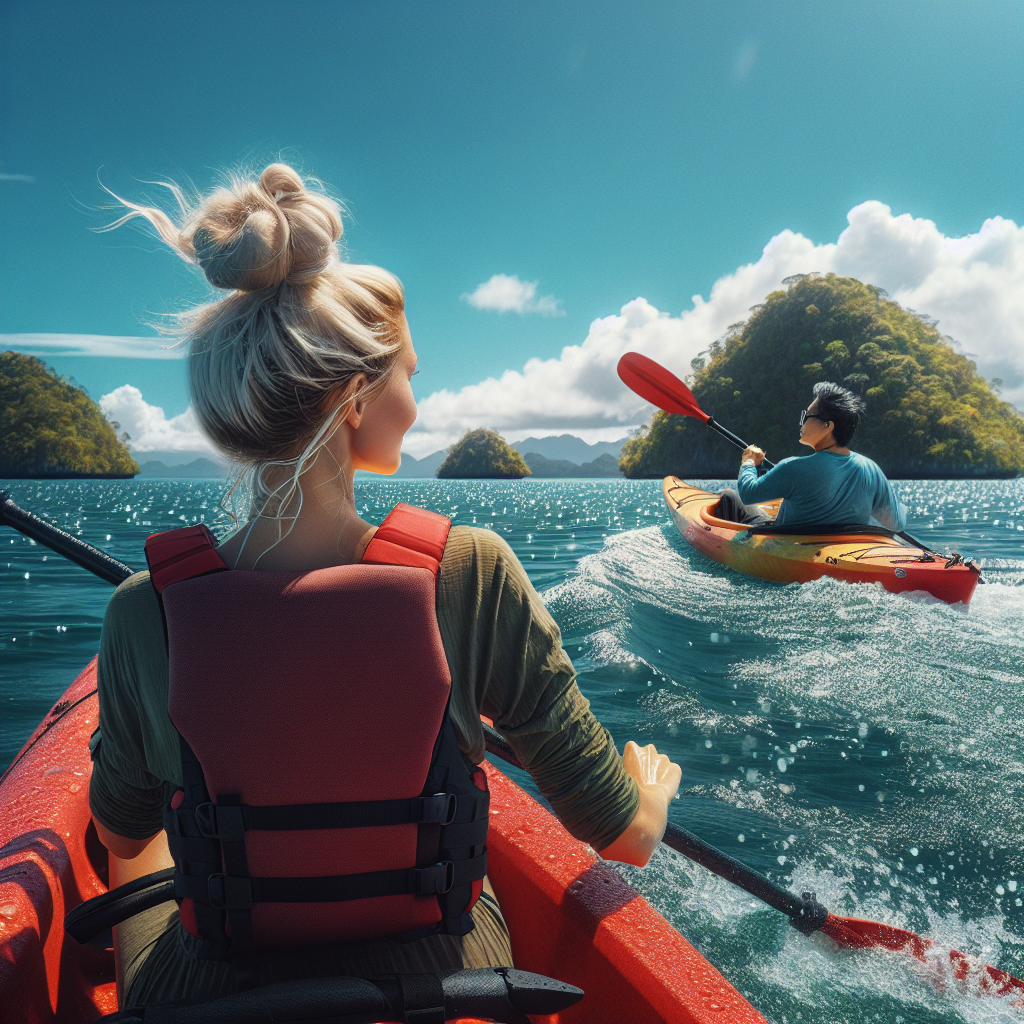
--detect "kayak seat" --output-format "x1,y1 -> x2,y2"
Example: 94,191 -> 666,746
67,873 -> 583,1023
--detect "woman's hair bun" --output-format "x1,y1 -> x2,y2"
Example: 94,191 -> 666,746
186,162 -> 344,292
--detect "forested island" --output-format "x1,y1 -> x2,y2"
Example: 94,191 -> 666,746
620,274 -> 1024,479
0,352 -> 139,478
436,429 -> 531,479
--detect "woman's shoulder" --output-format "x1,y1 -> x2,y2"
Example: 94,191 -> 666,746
103,570 -> 164,640
443,524 -> 518,565
439,525 -> 532,600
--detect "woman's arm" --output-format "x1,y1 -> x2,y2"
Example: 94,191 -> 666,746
93,817 -> 161,861
597,741 -> 681,867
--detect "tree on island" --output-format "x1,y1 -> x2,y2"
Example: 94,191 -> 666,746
0,351 -> 139,478
620,274 -> 1024,479
436,429 -> 531,479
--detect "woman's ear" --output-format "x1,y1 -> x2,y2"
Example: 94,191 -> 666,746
340,374 -> 369,429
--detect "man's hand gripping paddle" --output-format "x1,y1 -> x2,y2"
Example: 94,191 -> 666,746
616,351 -> 775,468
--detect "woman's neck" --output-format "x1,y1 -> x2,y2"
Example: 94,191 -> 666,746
218,451 -> 376,571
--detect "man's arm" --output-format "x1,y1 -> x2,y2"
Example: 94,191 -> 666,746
736,456 -> 794,505
871,474 -> 907,532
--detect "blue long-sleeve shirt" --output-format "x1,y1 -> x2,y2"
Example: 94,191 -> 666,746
737,451 -> 907,531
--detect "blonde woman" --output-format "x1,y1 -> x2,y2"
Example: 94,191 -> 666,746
89,163 -> 682,1009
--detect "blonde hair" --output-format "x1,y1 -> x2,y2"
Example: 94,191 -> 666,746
103,163 -> 405,517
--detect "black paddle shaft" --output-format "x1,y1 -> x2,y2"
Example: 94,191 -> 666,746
705,417 -> 776,470
1,491 -> 136,586
481,721 -> 828,935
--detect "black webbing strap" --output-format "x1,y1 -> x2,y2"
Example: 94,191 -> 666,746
437,817 -> 489,849
191,792 -> 458,837
214,793 -> 257,973
173,734 -> 231,962
174,853 -> 487,908
399,973 -> 446,1024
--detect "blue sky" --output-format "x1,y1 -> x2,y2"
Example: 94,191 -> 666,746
2,0 -> 1022,456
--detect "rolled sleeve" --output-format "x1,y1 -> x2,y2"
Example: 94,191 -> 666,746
89,572 -> 176,840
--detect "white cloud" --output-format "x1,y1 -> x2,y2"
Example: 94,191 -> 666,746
2,333 -> 181,359
403,202 -> 1024,457
99,386 -> 215,453
462,274 -> 564,316
732,39 -> 759,86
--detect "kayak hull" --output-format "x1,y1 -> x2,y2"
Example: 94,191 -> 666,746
663,477 -> 979,605
0,661 -> 765,1024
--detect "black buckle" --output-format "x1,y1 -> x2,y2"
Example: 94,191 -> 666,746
412,861 -> 454,895
420,793 -> 458,825
194,802 -> 245,840
195,802 -> 217,838
207,873 -> 253,910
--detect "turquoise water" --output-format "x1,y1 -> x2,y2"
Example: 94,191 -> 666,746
2,476 -> 1022,1023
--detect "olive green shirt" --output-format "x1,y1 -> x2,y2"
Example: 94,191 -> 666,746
90,525 -> 639,853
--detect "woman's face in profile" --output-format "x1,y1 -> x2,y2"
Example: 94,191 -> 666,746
349,316 -> 419,475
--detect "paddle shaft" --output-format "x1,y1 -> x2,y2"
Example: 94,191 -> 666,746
706,417 -> 776,471
480,721 -> 825,932
1,491 -> 136,586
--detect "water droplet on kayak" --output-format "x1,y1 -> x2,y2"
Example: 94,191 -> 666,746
710,632 -> 719,643
0,904 -> 17,918
777,758 -> 787,772
910,847 -> 919,856
737,834 -> 745,842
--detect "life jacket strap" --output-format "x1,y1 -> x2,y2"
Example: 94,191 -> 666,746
146,523 -> 227,594
175,791 -> 462,837
362,503 -> 451,578
174,854 -> 487,909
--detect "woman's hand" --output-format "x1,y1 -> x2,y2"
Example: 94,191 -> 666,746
741,445 -> 765,466
622,740 -> 682,798
598,741 -> 681,867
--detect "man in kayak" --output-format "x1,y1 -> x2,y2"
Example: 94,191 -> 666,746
715,381 -> 907,531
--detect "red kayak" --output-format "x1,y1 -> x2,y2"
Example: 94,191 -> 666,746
0,660 -> 766,1024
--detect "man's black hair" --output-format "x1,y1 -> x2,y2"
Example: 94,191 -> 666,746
812,381 -> 865,447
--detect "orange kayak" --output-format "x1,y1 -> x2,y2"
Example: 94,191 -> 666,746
0,660 -> 766,1024
664,477 -> 980,605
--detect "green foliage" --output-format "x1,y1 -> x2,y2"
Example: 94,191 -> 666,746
436,428 -> 531,479
0,352 -> 140,478
619,274 -> 1024,479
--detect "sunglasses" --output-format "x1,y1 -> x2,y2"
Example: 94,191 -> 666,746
799,408 -> 830,427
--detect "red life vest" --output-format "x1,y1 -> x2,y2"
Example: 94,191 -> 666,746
145,503 -> 489,972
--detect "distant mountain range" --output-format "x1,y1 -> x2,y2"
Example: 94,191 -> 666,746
139,457 -> 229,478
133,434 -> 630,479
395,434 -> 627,478
523,452 -> 621,478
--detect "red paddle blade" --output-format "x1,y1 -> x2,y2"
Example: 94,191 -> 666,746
822,914 -> 1024,1000
617,352 -> 711,423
